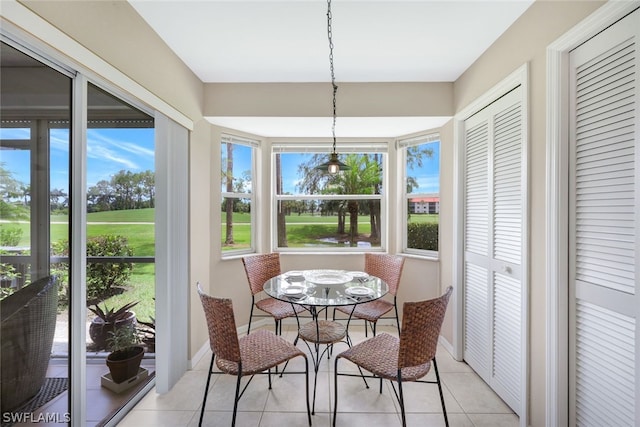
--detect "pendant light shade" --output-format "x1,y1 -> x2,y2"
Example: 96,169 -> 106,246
316,152 -> 350,174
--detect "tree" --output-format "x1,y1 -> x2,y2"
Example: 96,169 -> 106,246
223,142 -> 234,245
331,154 -> 381,245
276,154 -> 288,247
88,179 -> 114,212
296,153 -> 381,246
406,144 -> 434,193
50,188 -> 68,211
141,170 -> 155,208
20,185 -> 30,207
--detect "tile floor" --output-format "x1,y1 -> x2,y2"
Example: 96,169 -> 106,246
120,324 -> 519,427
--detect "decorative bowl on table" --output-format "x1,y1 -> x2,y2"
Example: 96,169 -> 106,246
303,270 -> 353,286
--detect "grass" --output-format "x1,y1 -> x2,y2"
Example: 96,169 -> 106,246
220,212 -> 439,249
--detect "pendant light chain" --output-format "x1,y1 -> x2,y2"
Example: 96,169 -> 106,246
327,0 -> 338,154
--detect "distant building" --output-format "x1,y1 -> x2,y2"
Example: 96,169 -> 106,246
409,196 -> 439,214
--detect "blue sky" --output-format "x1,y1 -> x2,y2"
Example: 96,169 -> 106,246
0,127 -> 155,193
2,127 -> 438,197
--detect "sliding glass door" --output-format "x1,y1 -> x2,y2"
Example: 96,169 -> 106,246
0,40 -> 156,425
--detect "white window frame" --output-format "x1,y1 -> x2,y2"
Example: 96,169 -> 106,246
220,133 -> 258,258
271,141 -> 388,252
399,132 -> 441,258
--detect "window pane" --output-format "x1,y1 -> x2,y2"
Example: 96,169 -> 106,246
220,137 -> 254,255
276,199 -> 382,248
221,142 -> 253,194
406,140 -> 439,252
277,152 -> 383,195
221,196 -> 252,251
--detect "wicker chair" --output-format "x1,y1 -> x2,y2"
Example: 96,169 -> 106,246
1,276 -> 58,412
334,253 -> 405,336
242,253 -> 305,335
333,286 -> 453,427
197,284 -> 311,427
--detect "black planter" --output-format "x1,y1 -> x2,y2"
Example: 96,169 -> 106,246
106,345 -> 144,384
89,311 -> 136,350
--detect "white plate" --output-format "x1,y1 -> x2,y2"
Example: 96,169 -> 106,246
285,270 -> 304,277
283,271 -> 305,282
304,270 -> 353,286
284,286 -> 305,296
345,286 -> 373,296
347,271 -> 369,279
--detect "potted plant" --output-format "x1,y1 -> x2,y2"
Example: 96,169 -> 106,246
88,301 -> 138,350
105,324 -> 144,384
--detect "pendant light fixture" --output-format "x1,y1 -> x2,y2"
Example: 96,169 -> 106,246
316,0 -> 350,174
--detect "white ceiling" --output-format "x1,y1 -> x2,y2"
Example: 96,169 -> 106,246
129,0 -> 534,137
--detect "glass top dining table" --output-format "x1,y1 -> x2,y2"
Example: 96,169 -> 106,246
262,269 -> 389,306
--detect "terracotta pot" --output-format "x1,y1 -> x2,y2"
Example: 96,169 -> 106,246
89,311 -> 136,350
106,345 -> 144,384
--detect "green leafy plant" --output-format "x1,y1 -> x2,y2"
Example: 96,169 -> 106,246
86,235 -> 134,300
407,222 -> 438,251
0,263 -> 20,280
89,300 -> 139,323
106,324 -> 140,353
0,226 -> 23,246
53,235 -> 135,302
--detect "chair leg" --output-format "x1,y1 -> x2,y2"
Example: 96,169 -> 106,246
333,357 -> 339,427
247,304 -> 255,335
394,303 -> 400,334
231,369 -> 243,427
198,353 -> 216,427
397,370 -> 407,427
433,358 -> 449,427
304,356 -> 312,426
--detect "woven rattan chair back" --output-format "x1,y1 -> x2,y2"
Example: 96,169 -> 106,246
364,253 -> 405,296
398,286 -> 452,369
243,253 -> 281,296
197,284 -> 241,363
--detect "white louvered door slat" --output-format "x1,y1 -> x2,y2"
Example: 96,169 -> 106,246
569,9 -> 639,426
463,85 -> 524,415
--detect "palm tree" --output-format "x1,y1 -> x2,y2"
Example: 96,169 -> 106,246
328,154 -> 381,246
223,142 -> 234,245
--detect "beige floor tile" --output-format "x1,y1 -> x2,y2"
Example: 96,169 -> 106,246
441,373 -> 513,414
134,371 -> 210,411
406,412 -> 474,427
467,413 -> 520,427
332,412 -> 402,427
259,411 -> 316,427
117,409 -> 197,427
189,411 -> 262,427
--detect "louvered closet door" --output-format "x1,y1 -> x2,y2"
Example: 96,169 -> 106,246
463,86 -> 524,415
568,9 -> 639,427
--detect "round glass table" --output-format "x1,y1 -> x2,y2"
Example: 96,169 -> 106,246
263,269 -> 388,414
262,269 -> 388,306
